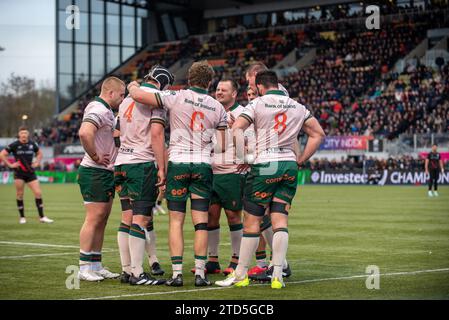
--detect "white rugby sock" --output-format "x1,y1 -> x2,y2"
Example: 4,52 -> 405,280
272,229 -> 289,280
129,224 -> 146,277
117,222 -> 131,274
235,233 -> 259,279
207,226 -> 220,258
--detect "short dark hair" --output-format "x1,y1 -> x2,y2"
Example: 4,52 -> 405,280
18,126 -> 28,132
255,70 -> 278,88
246,62 -> 268,76
219,78 -> 239,92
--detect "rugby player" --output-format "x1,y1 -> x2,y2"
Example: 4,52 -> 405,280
425,144 -> 444,197
216,70 -> 325,289
199,78 -> 246,276
0,127 -> 53,224
114,66 -> 174,285
246,64 -> 293,280
127,61 -> 228,287
77,77 -> 125,281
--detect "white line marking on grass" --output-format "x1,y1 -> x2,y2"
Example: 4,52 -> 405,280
0,241 -> 79,249
0,252 -> 78,259
0,241 -> 115,251
0,249 -> 117,260
78,267 -> 449,300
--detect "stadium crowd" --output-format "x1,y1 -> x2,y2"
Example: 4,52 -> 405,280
33,8 -> 448,147
306,155 -> 435,171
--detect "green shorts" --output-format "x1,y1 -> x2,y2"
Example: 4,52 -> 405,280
114,162 -> 158,203
78,166 -> 115,203
244,161 -> 298,205
166,162 -> 212,202
211,173 -> 246,211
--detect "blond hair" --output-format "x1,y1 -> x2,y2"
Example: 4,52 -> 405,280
101,76 -> 125,94
188,61 -> 215,89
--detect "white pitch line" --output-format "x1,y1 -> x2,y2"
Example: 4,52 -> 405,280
78,267 -> 449,300
0,241 -> 115,251
0,249 -> 117,260
0,241 -> 80,249
0,252 -> 78,259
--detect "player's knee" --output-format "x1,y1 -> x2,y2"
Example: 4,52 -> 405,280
194,222 -> 208,232
132,200 -> 153,216
226,213 -> 241,225
270,201 -> 289,215
132,215 -> 150,227
243,223 -> 261,234
191,198 -> 210,212
243,199 -> 266,217
120,198 -> 132,211
167,200 -> 187,213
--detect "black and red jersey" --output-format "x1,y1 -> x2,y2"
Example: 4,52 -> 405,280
427,152 -> 441,171
5,140 -> 39,173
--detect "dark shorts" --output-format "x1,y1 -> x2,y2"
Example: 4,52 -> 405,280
114,162 -> 158,203
429,170 -> 440,181
166,162 -> 213,202
14,171 -> 37,183
211,173 -> 246,211
78,166 -> 115,203
244,161 -> 298,206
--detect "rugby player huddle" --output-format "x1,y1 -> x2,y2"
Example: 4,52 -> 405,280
76,60 -> 325,290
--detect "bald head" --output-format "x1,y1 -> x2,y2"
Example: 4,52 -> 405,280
100,76 -> 125,109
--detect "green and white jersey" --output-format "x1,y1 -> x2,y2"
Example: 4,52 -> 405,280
115,83 -> 166,165
239,90 -> 312,164
212,102 -> 246,174
80,96 -> 117,171
158,87 -> 228,164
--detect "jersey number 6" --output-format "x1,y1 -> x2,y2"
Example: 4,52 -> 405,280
190,111 -> 205,131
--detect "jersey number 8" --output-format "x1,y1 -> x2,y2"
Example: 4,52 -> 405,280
274,113 -> 287,134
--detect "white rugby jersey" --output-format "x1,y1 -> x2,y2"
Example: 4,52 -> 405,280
80,97 -> 118,171
239,89 -> 312,164
158,87 -> 228,164
212,102 -> 249,174
115,83 -> 167,165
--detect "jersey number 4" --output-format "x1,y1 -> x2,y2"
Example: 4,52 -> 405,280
124,102 -> 135,122
274,113 -> 287,134
190,111 -> 205,131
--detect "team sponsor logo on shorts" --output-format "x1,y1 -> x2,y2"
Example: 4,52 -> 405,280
171,188 -> 187,196
265,174 -> 295,184
174,173 -> 190,180
254,191 -> 273,199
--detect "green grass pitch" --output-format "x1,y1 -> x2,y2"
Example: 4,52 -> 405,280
0,184 -> 448,300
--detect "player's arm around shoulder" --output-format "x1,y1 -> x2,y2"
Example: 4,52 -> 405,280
127,81 -> 163,109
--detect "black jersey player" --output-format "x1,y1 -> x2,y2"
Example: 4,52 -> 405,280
425,144 -> 444,197
0,127 -> 53,224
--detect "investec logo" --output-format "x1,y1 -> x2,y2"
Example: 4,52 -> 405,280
313,171 -> 368,184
